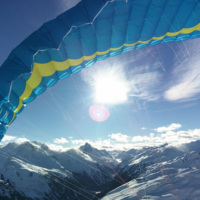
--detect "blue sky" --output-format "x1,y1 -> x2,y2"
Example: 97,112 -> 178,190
1,0 -> 200,150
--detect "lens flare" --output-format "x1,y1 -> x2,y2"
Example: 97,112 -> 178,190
89,104 -> 110,122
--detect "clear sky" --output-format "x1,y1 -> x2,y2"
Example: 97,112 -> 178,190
1,0 -> 200,150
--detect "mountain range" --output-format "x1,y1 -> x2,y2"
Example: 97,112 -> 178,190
0,140 -> 200,200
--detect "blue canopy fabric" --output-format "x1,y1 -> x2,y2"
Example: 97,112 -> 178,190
1,0 -> 200,140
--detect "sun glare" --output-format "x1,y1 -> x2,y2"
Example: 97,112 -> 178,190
93,69 -> 130,104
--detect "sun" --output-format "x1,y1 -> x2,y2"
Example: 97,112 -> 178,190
93,68 -> 130,104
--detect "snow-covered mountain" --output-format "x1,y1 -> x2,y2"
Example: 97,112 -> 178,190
0,142 -> 117,200
0,140 -> 200,200
102,141 -> 200,200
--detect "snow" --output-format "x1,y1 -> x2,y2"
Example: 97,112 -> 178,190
0,141 -> 117,199
0,140 -> 200,200
102,140 -> 200,200
0,142 -> 73,199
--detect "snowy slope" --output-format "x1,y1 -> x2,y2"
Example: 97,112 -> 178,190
102,141 -> 200,200
80,143 -> 118,167
0,141 -> 117,199
0,141 -> 73,199
1,140 -> 200,200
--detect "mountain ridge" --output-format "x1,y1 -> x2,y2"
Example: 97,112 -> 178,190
0,140 -> 200,199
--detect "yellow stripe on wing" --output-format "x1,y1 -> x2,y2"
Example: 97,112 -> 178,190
10,22 -> 200,125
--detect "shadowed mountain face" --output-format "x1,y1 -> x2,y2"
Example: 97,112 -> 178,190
0,141 -> 200,200
0,142 -> 120,200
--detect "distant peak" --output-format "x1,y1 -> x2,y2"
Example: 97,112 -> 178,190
80,143 -> 93,153
85,142 -> 92,147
